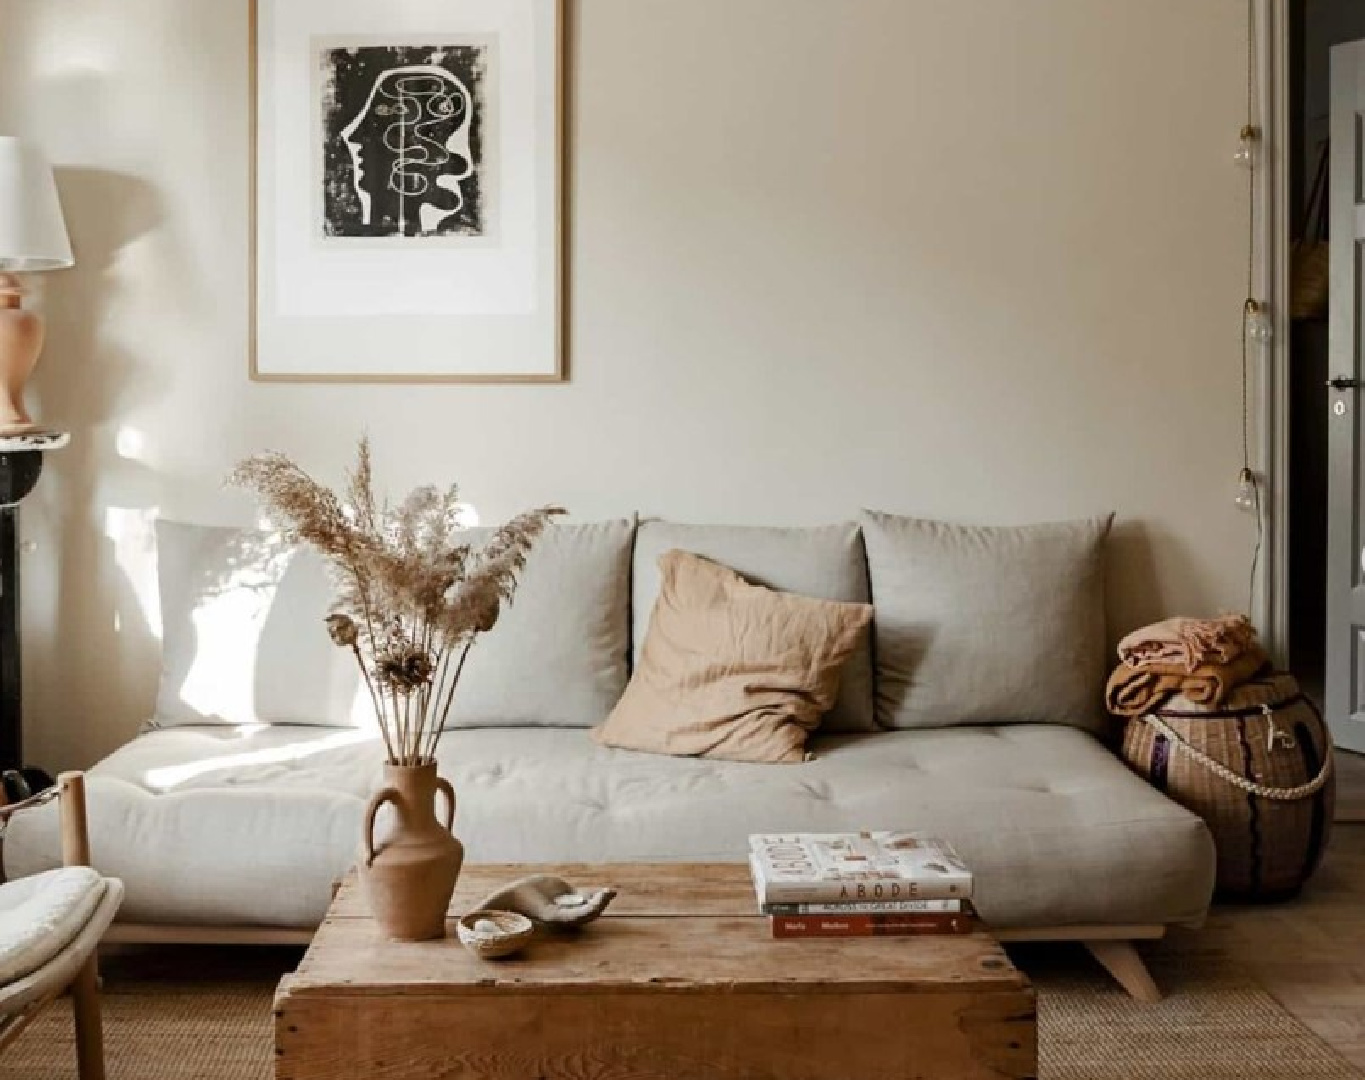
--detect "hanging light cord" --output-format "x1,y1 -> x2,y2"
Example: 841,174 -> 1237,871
1242,0 -> 1264,617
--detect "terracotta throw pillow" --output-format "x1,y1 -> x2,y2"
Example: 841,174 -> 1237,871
593,550 -> 873,763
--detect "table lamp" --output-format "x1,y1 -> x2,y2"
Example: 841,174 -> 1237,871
0,137 -> 73,436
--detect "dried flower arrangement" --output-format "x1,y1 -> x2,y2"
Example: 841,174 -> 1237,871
230,438 -> 563,765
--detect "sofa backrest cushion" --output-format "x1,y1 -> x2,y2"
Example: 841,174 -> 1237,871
155,520 -> 364,728
631,521 -> 876,732
155,517 -> 635,730
444,518 -> 635,729
860,511 -> 1113,733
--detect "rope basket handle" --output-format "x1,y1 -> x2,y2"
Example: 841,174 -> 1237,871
1140,707 -> 1333,801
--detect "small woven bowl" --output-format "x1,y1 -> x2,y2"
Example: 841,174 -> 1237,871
456,909 -> 535,959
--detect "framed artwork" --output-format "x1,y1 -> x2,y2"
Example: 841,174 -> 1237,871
251,0 -> 564,382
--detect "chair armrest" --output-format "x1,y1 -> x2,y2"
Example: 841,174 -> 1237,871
57,772 -> 91,867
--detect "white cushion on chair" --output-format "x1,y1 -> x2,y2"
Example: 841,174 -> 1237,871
0,867 -> 105,986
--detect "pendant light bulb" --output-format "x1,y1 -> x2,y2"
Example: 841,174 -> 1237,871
1234,124 -> 1258,169
1245,299 -> 1273,345
1235,468 -> 1259,514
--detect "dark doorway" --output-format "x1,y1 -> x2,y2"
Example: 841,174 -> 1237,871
1288,1 -> 1365,698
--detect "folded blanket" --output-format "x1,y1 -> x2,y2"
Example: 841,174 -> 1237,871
1105,645 -> 1269,717
1117,614 -> 1257,674
1106,666 -> 1180,717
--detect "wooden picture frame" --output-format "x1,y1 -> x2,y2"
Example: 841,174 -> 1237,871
249,0 -> 565,383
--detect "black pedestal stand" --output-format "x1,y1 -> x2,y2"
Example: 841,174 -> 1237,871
0,432 -> 69,788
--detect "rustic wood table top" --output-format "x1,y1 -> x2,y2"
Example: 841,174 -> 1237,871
285,862 -> 1029,999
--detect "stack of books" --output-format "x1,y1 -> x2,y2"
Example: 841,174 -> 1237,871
749,831 -> 977,939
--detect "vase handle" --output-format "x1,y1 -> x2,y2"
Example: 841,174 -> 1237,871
361,786 -> 400,868
435,778 -> 457,834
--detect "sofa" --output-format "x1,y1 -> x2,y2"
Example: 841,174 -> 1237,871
4,513 -> 1215,995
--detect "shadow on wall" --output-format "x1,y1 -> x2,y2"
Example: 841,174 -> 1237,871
27,167 -> 167,766
1105,518 -> 1200,643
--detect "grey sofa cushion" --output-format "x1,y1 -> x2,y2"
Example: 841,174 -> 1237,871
447,519 -> 635,728
155,520 -> 363,728
4,723 -> 1214,930
861,512 -> 1113,732
631,522 -> 876,732
154,517 -> 634,730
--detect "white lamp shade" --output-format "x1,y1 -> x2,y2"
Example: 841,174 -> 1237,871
0,137 -> 73,272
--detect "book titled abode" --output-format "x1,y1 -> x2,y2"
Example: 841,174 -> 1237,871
762,898 -> 965,916
749,832 -> 974,905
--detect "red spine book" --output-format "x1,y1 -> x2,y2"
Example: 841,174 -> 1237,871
770,913 -> 975,939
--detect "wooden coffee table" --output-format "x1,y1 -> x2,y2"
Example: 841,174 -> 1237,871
275,863 -> 1037,1079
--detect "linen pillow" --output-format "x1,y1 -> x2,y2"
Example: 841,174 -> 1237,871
444,519 -> 635,728
860,511 -> 1113,732
630,522 -> 876,732
594,550 -> 873,763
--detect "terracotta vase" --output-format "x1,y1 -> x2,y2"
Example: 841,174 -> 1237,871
0,275 -> 43,434
358,762 -> 464,942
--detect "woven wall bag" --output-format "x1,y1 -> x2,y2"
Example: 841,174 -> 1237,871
1121,672 -> 1335,901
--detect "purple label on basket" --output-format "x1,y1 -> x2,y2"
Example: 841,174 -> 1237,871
1151,734 -> 1170,791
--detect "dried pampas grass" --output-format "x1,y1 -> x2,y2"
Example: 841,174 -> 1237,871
230,438 -> 562,764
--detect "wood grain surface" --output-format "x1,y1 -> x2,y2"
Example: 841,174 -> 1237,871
276,988 -> 1038,1080
325,862 -> 765,919
277,862 -> 1038,1079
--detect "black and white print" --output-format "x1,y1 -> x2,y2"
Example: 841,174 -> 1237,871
320,43 -> 489,239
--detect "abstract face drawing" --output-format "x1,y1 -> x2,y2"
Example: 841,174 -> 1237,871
321,44 -> 488,239
340,66 -> 473,236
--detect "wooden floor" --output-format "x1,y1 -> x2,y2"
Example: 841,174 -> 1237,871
1166,817 -> 1365,1070
1170,753 -> 1365,1067
1336,749 -> 1365,822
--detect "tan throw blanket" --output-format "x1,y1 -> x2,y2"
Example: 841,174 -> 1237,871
1105,644 -> 1270,717
1117,614 -> 1257,673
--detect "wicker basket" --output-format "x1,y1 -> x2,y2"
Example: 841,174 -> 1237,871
1121,672 -> 1335,901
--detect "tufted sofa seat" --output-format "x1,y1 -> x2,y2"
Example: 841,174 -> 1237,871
5,722 -> 1214,930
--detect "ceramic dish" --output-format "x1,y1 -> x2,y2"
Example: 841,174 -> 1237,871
456,909 -> 535,959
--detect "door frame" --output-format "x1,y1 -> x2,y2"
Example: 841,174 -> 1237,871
1263,0 -> 1291,663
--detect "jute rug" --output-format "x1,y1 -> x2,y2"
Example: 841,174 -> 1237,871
0,944 -> 1358,1079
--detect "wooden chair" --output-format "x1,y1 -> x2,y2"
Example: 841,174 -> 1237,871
0,772 -> 123,1079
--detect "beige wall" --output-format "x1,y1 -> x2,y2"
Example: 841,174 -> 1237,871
0,0 -> 1254,769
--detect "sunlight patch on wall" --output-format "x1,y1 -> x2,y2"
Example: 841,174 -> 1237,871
103,505 -> 160,638
174,548 -> 289,722
115,425 -> 145,460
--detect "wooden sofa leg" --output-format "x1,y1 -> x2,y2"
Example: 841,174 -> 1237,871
70,954 -> 106,1080
1085,940 -> 1162,1003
